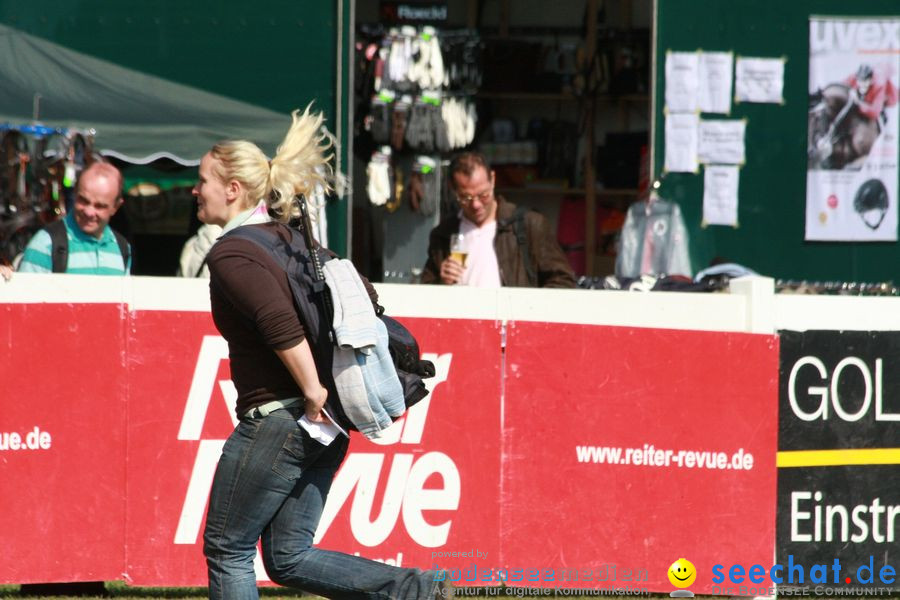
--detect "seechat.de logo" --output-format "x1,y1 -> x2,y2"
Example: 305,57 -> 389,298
668,558 -> 696,598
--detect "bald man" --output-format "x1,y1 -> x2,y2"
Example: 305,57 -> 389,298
17,162 -> 131,274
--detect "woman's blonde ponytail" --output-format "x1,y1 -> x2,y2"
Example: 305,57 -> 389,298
266,105 -> 335,224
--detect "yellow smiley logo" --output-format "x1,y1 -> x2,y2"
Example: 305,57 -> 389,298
668,558 -> 697,588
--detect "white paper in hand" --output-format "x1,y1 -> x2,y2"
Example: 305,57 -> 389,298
298,406 -> 349,446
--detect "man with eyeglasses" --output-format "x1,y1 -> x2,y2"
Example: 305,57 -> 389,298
421,152 -> 575,288
15,162 -> 131,275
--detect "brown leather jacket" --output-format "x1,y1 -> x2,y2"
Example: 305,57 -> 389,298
421,196 -> 576,288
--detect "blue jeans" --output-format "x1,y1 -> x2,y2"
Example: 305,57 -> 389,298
203,407 -> 438,600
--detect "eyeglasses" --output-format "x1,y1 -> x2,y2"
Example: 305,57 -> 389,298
456,188 -> 494,206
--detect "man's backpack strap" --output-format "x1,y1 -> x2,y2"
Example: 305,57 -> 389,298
45,220 -> 68,273
512,205 -> 537,287
113,230 -> 131,270
45,220 -> 131,273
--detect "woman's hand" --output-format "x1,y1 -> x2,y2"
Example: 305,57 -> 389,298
304,384 -> 328,423
275,339 -> 329,423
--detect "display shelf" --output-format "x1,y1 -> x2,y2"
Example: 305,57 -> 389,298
497,186 -> 639,197
476,0 -> 650,276
477,92 -> 649,103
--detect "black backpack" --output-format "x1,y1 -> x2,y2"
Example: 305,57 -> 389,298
223,210 -> 434,432
45,219 -> 130,273
379,312 -> 435,404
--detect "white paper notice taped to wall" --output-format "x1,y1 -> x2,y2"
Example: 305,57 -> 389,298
699,51 -> 734,114
698,119 -> 746,164
703,165 -> 740,227
665,51 -> 700,112
665,113 -> 700,173
735,56 -> 785,104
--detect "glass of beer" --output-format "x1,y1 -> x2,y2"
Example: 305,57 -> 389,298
450,234 -> 468,266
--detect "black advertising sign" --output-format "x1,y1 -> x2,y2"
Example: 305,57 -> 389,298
777,330 -> 900,588
779,330 -> 900,451
777,466 -> 898,587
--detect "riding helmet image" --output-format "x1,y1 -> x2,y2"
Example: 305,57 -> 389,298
853,178 -> 889,230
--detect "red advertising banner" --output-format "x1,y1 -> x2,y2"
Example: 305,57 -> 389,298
124,310 -> 227,585
314,318 -> 503,573
0,300 -> 780,594
0,304 -> 127,584
502,322 -> 779,595
123,314 -> 501,586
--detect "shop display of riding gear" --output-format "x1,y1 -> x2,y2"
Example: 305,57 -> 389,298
411,155 -> 439,216
390,95 -> 411,150
406,27 -> 445,91
440,31 -> 483,90
358,25 -> 479,221
366,147 -> 393,207
369,94 -> 392,144
442,97 -> 477,149
404,97 -> 437,152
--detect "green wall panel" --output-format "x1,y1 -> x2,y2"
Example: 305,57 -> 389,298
0,0 -> 336,116
654,0 -> 900,282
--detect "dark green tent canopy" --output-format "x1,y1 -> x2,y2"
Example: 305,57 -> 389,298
0,22 -> 292,166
